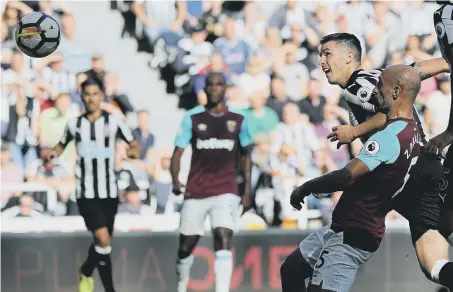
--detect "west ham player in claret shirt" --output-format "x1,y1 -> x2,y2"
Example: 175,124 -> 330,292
282,65 -> 422,292
318,32 -> 453,290
171,72 -> 253,292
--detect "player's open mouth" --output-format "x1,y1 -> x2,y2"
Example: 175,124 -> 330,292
323,68 -> 331,74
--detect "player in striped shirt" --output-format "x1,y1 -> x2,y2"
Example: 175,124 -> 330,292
50,78 -> 139,292
317,33 -> 453,290
429,1 -> 453,287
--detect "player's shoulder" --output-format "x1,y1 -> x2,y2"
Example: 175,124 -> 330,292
184,105 -> 206,118
366,120 -> 409,148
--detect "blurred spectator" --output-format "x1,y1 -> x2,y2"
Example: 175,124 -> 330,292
84,53 -> 107,86
2,48 -> 36,96
261,28 -> 286,72
26,145 -> 75,215
267,143 -> 304,221
266,76 -> 295,121
132,0 -> 186,46
198,1 -> 223,43
404,35 -> 433,64
424,75 -> 452,136
5,82 -> 39,171
213,17 -> 251,76
1,195 -> 44,218
276,43 -> 309,101
242,1 -> 267,50
238,55 -> 271,98
57,13 -> 91,73
39,93 -> 78,165
104,72 -> 135,115
244,90 -> 279,140
32,79 -> 57,112
314,104 -> 351,170
35,53 -> 77,94
1,2 -> 32,42
268,0 -> 306,39
118,180 -> 153,215
150,153 -> 173,214
283,23 -> 320,72
299,76 -> 326,125
132,110 -> 155,162
272,103 -> 321,178
70,73 -> 88,111
0,144 -> 24,207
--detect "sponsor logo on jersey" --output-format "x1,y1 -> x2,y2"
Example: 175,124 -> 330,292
227,120 -> 237,133
198,123 -> 207,131
364,140 -> 380,155
196,138 -> 235,151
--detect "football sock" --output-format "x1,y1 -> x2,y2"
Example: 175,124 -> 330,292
81,244 -> 99,277
438,262 -> 453,291
95,245 -> 115,292
214,250 -> 233,292
281,248 -> 313,292
176,253 -> 194,292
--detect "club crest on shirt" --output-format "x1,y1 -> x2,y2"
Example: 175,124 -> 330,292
364,140 -> 380,155
198,123 -> 207,131
227,120 -> 237,133
436,22 -> 446,39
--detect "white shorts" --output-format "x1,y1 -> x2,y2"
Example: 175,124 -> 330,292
178,193 -> 242,236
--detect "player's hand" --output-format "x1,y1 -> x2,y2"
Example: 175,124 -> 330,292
172,181 -> 185,196
425,130 -> 453,159
327,125 -> 356,149
290,184 -> 310,211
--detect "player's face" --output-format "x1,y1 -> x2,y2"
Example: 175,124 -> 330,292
82,84 -> 104,113
375,76 -> 391,114
205,75 -> 226,104
319,41 -> 349,86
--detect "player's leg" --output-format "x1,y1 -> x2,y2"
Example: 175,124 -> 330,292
176,198 -> 207,292
309,230 -> 374,292
437,146 -> 453,290
94,199 -> 119,292
209,194 -> 241,292
280,226 -> 331,292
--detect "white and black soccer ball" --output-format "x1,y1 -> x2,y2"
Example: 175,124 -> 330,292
14,12 -> 60,58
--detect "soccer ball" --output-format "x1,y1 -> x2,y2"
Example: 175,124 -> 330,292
15,12 -> 61,58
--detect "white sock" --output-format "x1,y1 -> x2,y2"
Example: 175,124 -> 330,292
431,259 -> 449,283
214,250 -> 233,292
176,255 -> 194,292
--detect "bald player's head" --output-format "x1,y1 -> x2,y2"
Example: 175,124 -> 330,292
381,64 -> 421,102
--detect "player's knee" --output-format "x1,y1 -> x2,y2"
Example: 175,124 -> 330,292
178,234 -> 200,258
280,248 -> 313,291
94,227 -> 111,247
213,227 -> 233,250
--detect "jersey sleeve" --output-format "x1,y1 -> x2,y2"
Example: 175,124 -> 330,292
116,118 -> 134,144
355,130 -> 401,172
239,115 -> 253,147
59,119 -> 74,147
175,112 -> 193,148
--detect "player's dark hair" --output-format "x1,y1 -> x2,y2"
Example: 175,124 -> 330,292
320,33 -> 362,62
81,77 -> 105,95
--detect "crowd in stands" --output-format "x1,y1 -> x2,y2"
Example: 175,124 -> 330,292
1,0 -> 451,228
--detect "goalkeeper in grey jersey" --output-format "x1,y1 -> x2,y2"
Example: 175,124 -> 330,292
315,33 -> 453,291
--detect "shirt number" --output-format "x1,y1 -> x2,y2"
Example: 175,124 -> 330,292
392,156 -> 419,198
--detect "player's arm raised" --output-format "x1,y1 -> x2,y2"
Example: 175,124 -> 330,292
238,116 -> 254,213
291,130 -> 400,210
171,112 -> 193,195
411,57 -> 450,81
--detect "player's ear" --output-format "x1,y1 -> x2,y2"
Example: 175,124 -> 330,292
392,86 -> 400,100
345,51 -> 353,64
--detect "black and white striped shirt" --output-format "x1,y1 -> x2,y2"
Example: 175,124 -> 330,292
59,112 -> 134,199
341,69 -> 426,143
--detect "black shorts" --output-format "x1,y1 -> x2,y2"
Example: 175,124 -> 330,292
393,151 -> 444,245
77,198 -> 119,235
